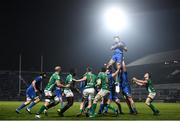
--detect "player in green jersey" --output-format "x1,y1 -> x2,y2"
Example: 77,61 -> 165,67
35,66 -> 67,119
58,69 -> 76,117
132,73 -> 160,115
89,67 -> 118,118
74,67 -> 97,117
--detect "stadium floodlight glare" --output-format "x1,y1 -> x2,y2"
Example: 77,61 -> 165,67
103,6 -> 128,32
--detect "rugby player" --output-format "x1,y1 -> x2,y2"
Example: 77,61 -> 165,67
35,66 -> 67,119
15,72 -> 46,114
74,67 -> 97,117
132,73 -> 160,115
89,67 -> 118,118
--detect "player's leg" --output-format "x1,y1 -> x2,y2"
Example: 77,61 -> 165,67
145,93 -> 159,115
85,88 -> 95,114
77,89 -> 88,116
76,98 -> 86,117
16,99 -> 31,113
107,54 -> 116,69
113,92 -> 123,114
90,92 -> 102,117
26,96 -> 40,113
98,99 -> 105,114
16,91 -> 32,113
35,91 -> 52,118
106,98 -> 118,116
58,96 -> 74,117
58,90 -> 74,117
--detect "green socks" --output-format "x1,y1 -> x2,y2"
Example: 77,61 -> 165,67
37,105 -> 47,114
91,104 -> 97,114
149,104 -> 158,113
107,104 -> 116,112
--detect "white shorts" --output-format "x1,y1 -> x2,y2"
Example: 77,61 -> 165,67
83,88 -> 95,100
64,89 -> 74,97
44,90 -> 53,97
148,92 -> 156,99
44,90 -> 54,102
97,89 -> 110,97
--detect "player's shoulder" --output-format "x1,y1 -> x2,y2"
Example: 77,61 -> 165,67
35,76 -> 42,80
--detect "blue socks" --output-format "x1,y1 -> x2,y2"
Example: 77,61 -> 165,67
17,103 -> 26,111
27,101 -> 36,110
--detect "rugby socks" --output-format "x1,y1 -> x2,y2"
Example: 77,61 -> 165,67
107,104 -> 116,112
37,105 -> 47,114
131,102 -> 138,114
27,101 -> 36,110
149,103 -> 158,113
104,104 -> 108,112
60,97 -> 73,114
17,103 -> 27,111
115,102 -> 123,113
79,109 -> 83,113
99,103 -> 104,113
60,101 -> 64,109
91,103 -> 97,114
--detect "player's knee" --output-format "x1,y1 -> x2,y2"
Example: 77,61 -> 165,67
25,100 -> 31,105
115,99 -> 120,103
35,98 -> 40,103
54,96 -> 60,103
145,100 -> 150,106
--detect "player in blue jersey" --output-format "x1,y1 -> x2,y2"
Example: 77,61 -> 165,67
98,66 -> 123,114
107,36 -> 127,72
120,61 -> 138,114
16,73 -> 46,114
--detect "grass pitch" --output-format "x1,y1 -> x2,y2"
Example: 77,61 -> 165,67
0,101 -> 180,120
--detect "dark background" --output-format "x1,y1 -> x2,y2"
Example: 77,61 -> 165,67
0,0 -> 180,73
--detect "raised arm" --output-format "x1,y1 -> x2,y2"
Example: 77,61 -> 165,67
111,69 -> 120,78
73,76 -> 87,82
132,77 -> 148,84
135,81 -> 144,86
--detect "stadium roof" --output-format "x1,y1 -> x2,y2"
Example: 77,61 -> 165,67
127,50 -> 180,67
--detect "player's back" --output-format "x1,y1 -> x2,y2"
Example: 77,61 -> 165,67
27,76 -> 42,92
98,72 -> 109,90
85,72 -> 96,88
45,72 -> 60,91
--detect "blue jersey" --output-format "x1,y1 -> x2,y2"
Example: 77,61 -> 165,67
111,40 -> 126,54
26,76 -> 43,93
108,73 -> 115,90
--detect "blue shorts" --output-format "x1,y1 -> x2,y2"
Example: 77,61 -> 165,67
121,85 -> 132,97
26,89 -> 37,100
109,89 -> 118,101
54,88 -> 62,98
112,53 -> 123,63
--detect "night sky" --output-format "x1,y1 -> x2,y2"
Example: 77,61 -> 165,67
0,0 -> 180,73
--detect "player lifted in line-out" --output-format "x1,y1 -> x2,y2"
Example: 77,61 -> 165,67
35,66 -> 67,119
132,73 -> 160,115
98,66 -> 123,114
120,61 -> 138,114
106,36 -> 127,81
90,67 -> 118,118
58,69 -> 76,117
74,67 -> 97,117
16,73 -> 46,114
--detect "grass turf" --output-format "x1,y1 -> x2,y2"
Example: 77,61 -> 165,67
0,101 -> 180,120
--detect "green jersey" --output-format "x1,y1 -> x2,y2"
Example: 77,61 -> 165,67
64,74 -> 73,90
84,72 -> 97,89
146,79 -> 156,93
45,72 -> 60,91
98,72 -> 109,90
